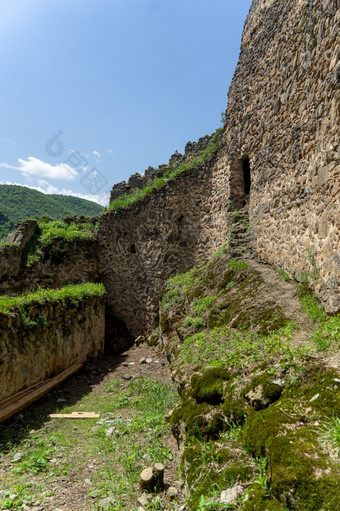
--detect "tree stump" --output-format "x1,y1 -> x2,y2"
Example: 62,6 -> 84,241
139,463 -> 165,492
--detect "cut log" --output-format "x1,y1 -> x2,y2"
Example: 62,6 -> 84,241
0,363 -> 82,423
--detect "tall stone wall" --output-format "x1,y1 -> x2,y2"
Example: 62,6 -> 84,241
99,156 -> 229,336
222,0 -> 340,312
0,296 -> 105,401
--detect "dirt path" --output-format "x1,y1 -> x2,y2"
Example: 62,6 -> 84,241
0,344 -> 183,511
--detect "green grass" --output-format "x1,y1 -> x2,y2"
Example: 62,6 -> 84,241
176,323 -> 307,372
193,296 -> 217,315
0,375 -> 178,510
109,128 -> 222,213
297,286 -> 340,351
25,217 -> 96,267
228,259 -> 248,270
320,416 -> 340,456
161,266 -> 207,311
0,283 -> 106,317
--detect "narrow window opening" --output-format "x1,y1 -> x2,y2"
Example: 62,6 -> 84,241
243,158 -> 251,196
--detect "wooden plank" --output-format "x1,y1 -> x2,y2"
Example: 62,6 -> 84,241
0,379 -> 48,409
0,363 -> 82,424
49,412 -> 100,418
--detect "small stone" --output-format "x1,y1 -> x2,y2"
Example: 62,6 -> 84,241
105,427 -> 115,437
145,358 -> 153,364
12,452 -> 24,462
220,484 -> 244,505
122,374 -> 133,380
310,393 -> 320,402
333,378 -> 340,383
135,335 -> 145,346
137,494 -> 149,506
56,398 -> 66,403
84,479 -> 91,485
98,497 -> 117,510
168,486 -> 178,499
139,357 -> 147,364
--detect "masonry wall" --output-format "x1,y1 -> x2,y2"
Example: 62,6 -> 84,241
0,221 -> 101,296
99,156 -> 229,336
0,296 -> 105,401
222,0 -> 340,312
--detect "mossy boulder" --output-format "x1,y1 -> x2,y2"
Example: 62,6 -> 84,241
222,397 -> 247,425
190,367 -> 230,405
242,372 -> 283,410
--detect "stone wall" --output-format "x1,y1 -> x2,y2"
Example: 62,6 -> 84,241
0,296 -> 105,401
110,134 -> 213,202
222,0 -> 340,312
0,221 -> 101,296
100,155 -> 229,336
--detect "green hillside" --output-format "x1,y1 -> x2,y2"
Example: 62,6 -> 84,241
0,184 -> 104,239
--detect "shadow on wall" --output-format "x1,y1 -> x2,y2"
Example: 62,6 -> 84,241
229,156 -> 251,208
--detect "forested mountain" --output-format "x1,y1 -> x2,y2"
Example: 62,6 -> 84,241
0,185 -> 104,238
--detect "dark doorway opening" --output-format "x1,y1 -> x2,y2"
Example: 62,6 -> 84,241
243,158 -> 251,196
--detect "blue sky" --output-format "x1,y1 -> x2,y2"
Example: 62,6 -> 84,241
0,0 -> 252,205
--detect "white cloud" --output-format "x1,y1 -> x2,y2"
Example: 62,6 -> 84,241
0,156 -> 77,181
0,179 -> 109,206
107,148 -> 113,155
92,150 -> 101,159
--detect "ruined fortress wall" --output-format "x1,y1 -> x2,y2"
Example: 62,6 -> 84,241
223,0 -> 340,312
99,157 -> 229,336
0,296 -> 105,401
0,236 -> 101,296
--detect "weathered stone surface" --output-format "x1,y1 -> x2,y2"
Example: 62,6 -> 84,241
101,158 -> 230,336
220,485 -> 244,505
0,237 -> 101,296
0,296 -> 105,401
5,220 -> 37,247
221,0 -> 340,313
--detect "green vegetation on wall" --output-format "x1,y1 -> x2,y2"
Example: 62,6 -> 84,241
110,128 -> 223,213
0,283 -> 106,318
0,282 -> 105,329
23,218 -> 97,267
0,185 -> 104,239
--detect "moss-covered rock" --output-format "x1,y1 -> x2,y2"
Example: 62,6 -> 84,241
190,367 -> 230,404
